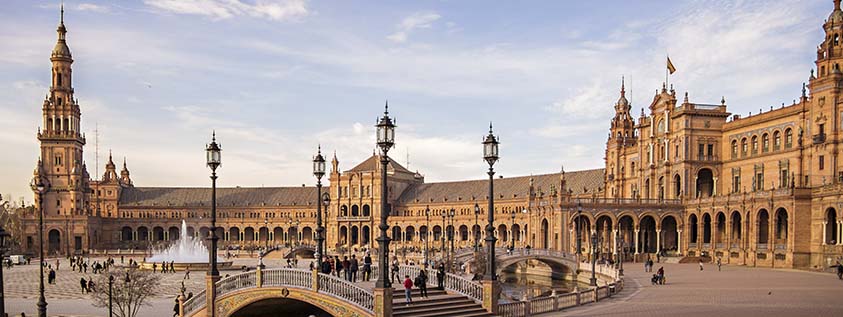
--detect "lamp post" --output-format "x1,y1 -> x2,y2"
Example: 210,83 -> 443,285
473,203 -> 480,252
510,212 -> 516,250
440,211 -> 446,257
424,206 -> 430,266
30,174 -> 49,317
205,132 -> 222,317
374,103 -> 396,289
448,208 -> 455,272
313,146 -> 326,269
618,234 -> 625,276
0,226 -> 9,316
576,203 -> 583,257
263,218 -> 269,249
320,193 -> 330,264
590,231 -> 598,286
482,123 -> 499,281
107,274 -> 114,317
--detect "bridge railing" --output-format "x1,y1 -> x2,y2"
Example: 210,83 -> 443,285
317,273 -> 374,312
372,264 -> 483,303
183,289 -> 206,317
183,268 -> 374,316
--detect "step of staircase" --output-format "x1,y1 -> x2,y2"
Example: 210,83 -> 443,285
391,291 -> 492,317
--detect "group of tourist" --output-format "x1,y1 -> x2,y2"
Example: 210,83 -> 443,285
316,254 -> 363,282
152,261 -> 178,273
69,256 -> 115,274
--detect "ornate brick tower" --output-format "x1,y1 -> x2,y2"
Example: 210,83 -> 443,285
807,0 -> 843,186
605,77 -> 636,198
35,6 -> 88,218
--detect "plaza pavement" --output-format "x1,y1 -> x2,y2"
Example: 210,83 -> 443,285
553,261 -> 843,317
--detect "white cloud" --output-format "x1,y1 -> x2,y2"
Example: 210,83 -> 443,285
77,3 -> 110,13
387,12 -> 441,43
144,0 -> 309,22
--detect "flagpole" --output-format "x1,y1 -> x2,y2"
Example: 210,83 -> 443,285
665,54 -> 669,89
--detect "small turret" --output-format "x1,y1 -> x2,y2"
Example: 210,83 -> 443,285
120,158 -> 132,186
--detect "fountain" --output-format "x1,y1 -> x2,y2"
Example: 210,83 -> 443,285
141,220 -> 233,271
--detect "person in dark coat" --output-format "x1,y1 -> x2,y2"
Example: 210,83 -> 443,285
349,255 -> 359,282
416,269 -> 429,298
436,263 -> 445,290
80,277 -> 88,294
321,256 -> 332,274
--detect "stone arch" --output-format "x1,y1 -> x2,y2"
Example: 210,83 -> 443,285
696,168 -> 714,198
730,211 -> 742,244
362,204 -> 371,217
168,226 -> 179,241
301,227 -> 313,244
153,226 -> 165,241
459,225 -> 469,242
688,214 -> 698,244
340,205 -> 348,217
715,212 -> 727,245
121,226 -> 132,241
362,226 -> 371,245
775,207 -> 789,244
639,215 -> 657,253
137,226 -> 149,241
218,287 -> 372,317
187,226 -> 196,238
826,207 -> 838,244
200,227 -> 210,240
497,224 -> 508,242
510,224 -> 520,243
405,226 -> 415,242
660,215 -> 679,252
596,215 -> 613,256
757,209 -> 770,244
673,174 -> 681,198
391,226 -> 401,241
433,225 -> 442,241
541,218 -> 549,249
701,213 -> 712,244
229,227 -> 241,242
273,227 -> 283,242
351,205 -> 359,217
48,229 -> 61,254
244,227 -> 255,241
339,226 -> 348,245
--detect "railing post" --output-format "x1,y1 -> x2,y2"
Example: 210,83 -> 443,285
178,294 -> 185,317
256,265 -> 263,288
551,290 -> 558,311
524,300 -> 531,317
593,287 -> 599,302
312,269 -> 319,292
575,289 -> 581,306
373,287 -> 393,317
481,280 -> 500,314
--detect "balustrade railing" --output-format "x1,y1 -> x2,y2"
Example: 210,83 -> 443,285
703,243 -> 711,249
775,244 -> 786,250
758,243 -> 769,250
715,243 -> 725,249
317,274 -> 374,312
263,268 -> 312,288
183,289 -> 206,317
217,271 -> 257,298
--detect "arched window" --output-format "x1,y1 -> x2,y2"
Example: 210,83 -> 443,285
773,131 -> 781,151
741,138 -> 748,157
751,136 -> 758,155
785,129 -> 793,148
657,119 -> 665,134
762,133 -> 769,152
731,140 -> 738,159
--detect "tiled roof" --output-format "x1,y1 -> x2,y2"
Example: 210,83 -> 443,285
118,186 -> 318,208
396,168 -> 605,204
347,155 -> 413,174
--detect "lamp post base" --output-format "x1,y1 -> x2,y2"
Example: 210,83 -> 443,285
373,287 -> 393,317
589,277 -> 598,287
480,280 -> 500,314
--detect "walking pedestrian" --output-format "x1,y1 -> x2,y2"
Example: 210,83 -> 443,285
416,267 -> 428,298
343,256 -> 351,281
184,267 -> 190,280
153,263 -> 157,273
48,267 -> 56,284
716,257 -> 722,271
80,277 -> 88,294
436,262 -> 445,290
172,296 -> 180,317
321,256 -> 332,274
363,253 -> 372,281
88,279 -> 96,292
699,259 -> 704,271
350,255 -> 359,283
403,275 -> 414,306
832,261 -> 843,279
657,266 -> 665,285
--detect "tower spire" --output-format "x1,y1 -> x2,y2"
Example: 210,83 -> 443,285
621,76 -> 625,97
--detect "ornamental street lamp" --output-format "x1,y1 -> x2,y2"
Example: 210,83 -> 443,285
313,145 -> 326,270
205,131 -> 221,317
449,208 -> 455,272
473,203 -> 480,252
510,212 -> 516,250
374,103 -> 396,289
107,275 -> 114,317
30,174 -> 49,317
263,218 -> 269,249
576,203 -> 583,257
618,234 -> 625,276
590,231 -> 598,286
320,192 -> 330,263
440,211 -> 446,256
483,122 -> 499,281
425,206 -> 430,266
0,226 -> 9,316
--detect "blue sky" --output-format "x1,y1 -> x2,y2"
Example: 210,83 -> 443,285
0,0 -> 831,203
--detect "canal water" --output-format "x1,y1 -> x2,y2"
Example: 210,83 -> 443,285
499,271 -> 589,302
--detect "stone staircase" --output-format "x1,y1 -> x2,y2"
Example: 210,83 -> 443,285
392,288 -> 492,317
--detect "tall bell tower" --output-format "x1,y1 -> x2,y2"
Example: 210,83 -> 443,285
36,5 -> 88,217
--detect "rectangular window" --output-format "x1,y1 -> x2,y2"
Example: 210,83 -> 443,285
781,169 -> 789,188
707,144 -> 714,160
820,123 -> 826,136
698,144 -> 705,160
820,155 -> 825,170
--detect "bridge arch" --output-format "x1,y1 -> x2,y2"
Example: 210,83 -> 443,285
496,249 -> 577,280
214,286 -> 372,317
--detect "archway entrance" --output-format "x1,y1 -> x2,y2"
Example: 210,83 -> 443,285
660,216 -> 678,254
231,298 -> 333,317
48,229 -> 61,254
696,168 -> 714,197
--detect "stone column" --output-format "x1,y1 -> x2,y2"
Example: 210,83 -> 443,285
677,229 -> 683,256
374,287 -> 394,317
612,229 -> 618,255
837,221 -> 843,245
481,280 -> 501,314
823,221 -> 827,245
656,230 -> 661,253
634,229 -> 640,255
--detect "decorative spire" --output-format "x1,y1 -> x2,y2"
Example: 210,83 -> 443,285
721,96 -> 726,105
683,91 -> 689,103
620,76 -> 625,97
212,130 -> 216,142
122,157 -> 127,170
61,1 -> 65,25
489,121 -> 494,134
384,100 -> 389,115
802,82 -> 807,98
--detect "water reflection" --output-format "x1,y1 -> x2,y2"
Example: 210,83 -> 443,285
499,272 -> 586,302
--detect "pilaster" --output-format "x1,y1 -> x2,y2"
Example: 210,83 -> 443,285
373,287 -> 393,317
481,280 -> 500,314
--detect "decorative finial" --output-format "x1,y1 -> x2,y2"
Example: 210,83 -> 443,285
802,83 -> 807,97
489,122 -> 493,133
684,91 -> 689,103
384,100 -> 389,115
61,0 -> 65,25
721,96 -> 726,105
212,130 -> 216,142
620,76 -> 625,96
317,143 -> 322,154
123,157 -> 127,168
